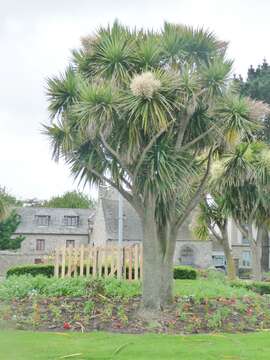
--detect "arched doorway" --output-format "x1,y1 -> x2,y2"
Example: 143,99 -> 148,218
179,246 -> 195,266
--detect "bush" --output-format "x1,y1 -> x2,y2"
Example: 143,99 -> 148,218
232,280 -> 270,295
6,264 -> 54,278
0,275 -> 141,301
7,264 -> 196,281
238,268 -> 251,279
173,266 -> 197,280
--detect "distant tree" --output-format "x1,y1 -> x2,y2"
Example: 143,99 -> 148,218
0,187 -> 24,250
0,187 -> 21,207
43,191 -> 95,209
0,211 -> 25,250
235,59 -> 270,142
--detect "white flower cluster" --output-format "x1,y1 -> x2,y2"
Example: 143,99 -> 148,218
130,72 -> 161,98
210,160 -> 224,180
260,149 -> 270,166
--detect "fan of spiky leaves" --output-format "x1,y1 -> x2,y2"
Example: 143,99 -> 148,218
192,193 -> 227,240
211,141 -> 270,228
45,21 -> 266,227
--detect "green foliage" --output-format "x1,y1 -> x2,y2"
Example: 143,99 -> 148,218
83,300 -> 95,315
6,265 -> 54,278
43,21 -> 262,228
42,191 -> 95,209
0,210 -> 24,250
231,280 -> 270,295
235,59 -> 270,142
0,275 -> 140,301
173,266 -> 197,279
0,187 -> 21,207
7,263 -> 195,280
174,278 -> 255,299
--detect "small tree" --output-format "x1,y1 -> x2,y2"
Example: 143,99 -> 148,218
43,191 -> 95,209
44,22 -> 265,310
193,193 -> 236,280
214,142 -> 270,280
0,211 -> 25,250
0,187 -> 24,250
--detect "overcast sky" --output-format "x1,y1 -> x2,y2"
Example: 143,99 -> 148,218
0,0 -> 269,201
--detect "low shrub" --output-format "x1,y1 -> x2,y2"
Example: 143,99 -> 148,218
231,280 -> 270,295
238,268 -> 251,279
6,264 -> 54,278
7,264 -> 196,280
173,266 -> 197,280
0,275 -> 141,301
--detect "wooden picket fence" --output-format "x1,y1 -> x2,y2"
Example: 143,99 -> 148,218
53,244 -> 143,281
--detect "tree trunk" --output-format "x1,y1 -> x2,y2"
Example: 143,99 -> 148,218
250,227 -> 263,281
223,241 -> 236,281
261,225 -> 269,272
219,224 -> 236,280
141,200 -> 177,311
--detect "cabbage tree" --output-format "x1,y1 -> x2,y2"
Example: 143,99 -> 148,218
193,193 -> 236,280
214,142 -> 270,280
44,22 -> 265,310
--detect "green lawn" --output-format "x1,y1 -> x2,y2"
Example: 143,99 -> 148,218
1,330 -> 270,359
174,278 -> 255,299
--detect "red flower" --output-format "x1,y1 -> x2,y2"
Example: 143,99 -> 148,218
63,322 -> 72,329
246,308 -> 253,316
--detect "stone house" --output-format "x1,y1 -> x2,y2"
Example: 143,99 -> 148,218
91,187 -> 213,268
91,186 -> 270,272
1,187 -> 268,276
0,207 -> 94,275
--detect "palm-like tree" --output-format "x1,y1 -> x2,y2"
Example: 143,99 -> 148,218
211,142 -> 270,280
44,21 -> 267,310
193,193 -> 236,280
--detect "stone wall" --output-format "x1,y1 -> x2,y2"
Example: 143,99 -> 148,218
174,240 -> 213,268
0,251 -> 41,276
106,240 -> 213,268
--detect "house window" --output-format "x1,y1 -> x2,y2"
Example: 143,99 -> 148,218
64,216 -> 79,227
213,255 -> 226,267
34,258 -> 43,264
35,215 -> 50,226
179,246 -> 195,266
36,239 -> 45,251
66,240 -> 75,248
242,251 -> 251,268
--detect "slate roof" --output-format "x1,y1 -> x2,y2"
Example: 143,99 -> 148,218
14,207 -> 94,235
101,198 -> 196,242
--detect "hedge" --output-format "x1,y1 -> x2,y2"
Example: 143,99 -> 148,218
173,266 -> 197,280
7,264 -> 197,280
6,264 -> 54,278
231,280 -> 270,295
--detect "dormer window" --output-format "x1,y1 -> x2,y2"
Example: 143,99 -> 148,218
64,216 -> 79,227
35,215 -> 50,226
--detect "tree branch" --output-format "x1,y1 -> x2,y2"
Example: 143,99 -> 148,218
173,146 -> 213,230
133,126 -> 168,184
180,125 -> 216,152
99,131 -> 133,179
209,223 -> 223,243
234,218 -> 248,238
175,102 -> 197,151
